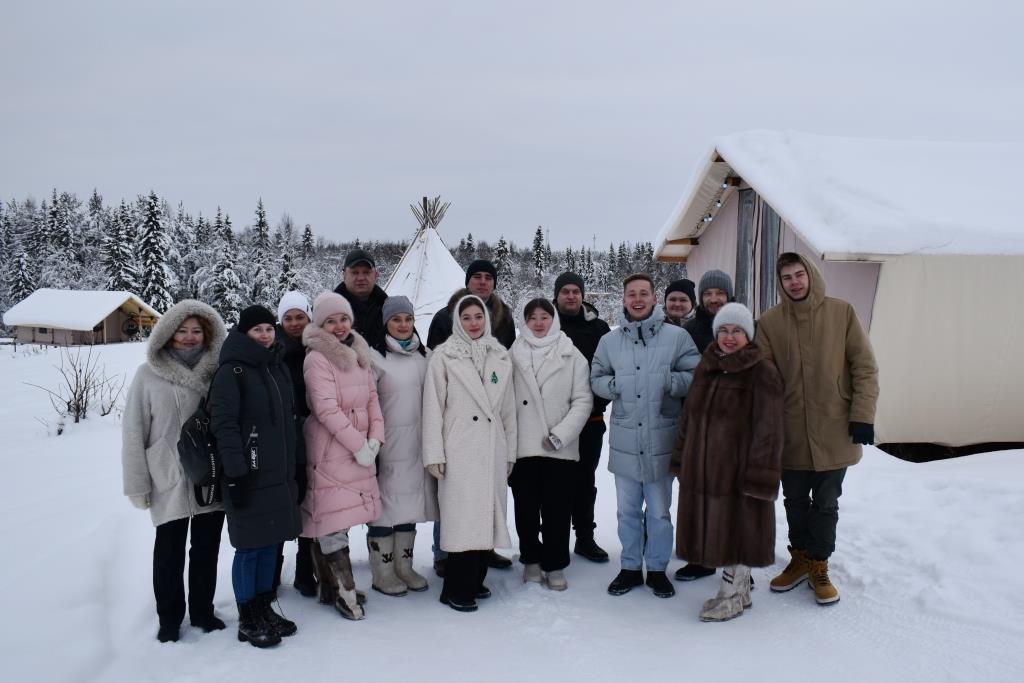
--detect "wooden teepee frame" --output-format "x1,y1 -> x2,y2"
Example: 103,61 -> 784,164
410,195 -> 450,232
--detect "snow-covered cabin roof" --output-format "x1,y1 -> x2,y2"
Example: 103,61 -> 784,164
384,227 -> 466,319
2,289 -> 160,330
655,130 -> 1024,262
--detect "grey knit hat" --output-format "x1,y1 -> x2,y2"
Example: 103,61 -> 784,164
698,269 -> 734,300
712,302 -> 755,342
382,295 -> 415,324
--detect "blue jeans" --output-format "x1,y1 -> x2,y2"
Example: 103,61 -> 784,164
614,474 -> 673,572
231,545 -> 277,604
432,522 -> 447,562
367,523 -> 415,538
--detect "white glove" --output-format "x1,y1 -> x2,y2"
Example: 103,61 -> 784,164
427,463 -> 446,480
354,439 -> 379,466
129,494 -> 150,510
507,461 -> 515,477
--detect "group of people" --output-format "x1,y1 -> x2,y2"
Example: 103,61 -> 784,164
122,245 -> 878,646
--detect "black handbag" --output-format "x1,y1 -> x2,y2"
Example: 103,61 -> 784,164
178,364 -> 243,506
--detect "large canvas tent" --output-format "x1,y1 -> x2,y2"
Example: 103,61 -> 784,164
654,130 -> 1024,448
3,289 -> 161,345
384,197 -> 466,320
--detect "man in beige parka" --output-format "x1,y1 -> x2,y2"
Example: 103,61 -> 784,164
757,252 -> 879,605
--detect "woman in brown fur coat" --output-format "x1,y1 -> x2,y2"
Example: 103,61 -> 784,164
670,302 -> 784,622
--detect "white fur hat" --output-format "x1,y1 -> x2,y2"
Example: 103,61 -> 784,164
712,302 -> 755,342
277,291 -> 312,323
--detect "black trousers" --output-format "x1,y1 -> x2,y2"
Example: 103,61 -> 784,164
273,536 -> 316,590
781,468 -> 847,560
510,456 -> 575,571
153,511 -> 224,627
441,551 -> 489,604
571,419 -> 605,538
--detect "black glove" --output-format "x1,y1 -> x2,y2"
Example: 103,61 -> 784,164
295,464 -> 308,505
225,476 -> 248,509
849,422 -> 874,445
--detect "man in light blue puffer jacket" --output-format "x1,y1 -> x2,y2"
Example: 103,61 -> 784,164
591,273 -> 700,598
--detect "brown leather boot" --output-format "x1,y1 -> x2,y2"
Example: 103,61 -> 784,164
769,546 -> 810,592
807,559 -> 840,605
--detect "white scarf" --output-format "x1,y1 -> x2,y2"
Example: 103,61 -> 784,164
449,295 -> 499,380
514,304 -> 563,373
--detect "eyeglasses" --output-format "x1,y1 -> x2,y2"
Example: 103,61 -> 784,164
716,328 -> 747,338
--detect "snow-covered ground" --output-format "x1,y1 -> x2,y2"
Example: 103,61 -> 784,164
3,342 -> 1023,682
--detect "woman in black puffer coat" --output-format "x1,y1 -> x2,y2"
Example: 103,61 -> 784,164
209,305 -> 303,648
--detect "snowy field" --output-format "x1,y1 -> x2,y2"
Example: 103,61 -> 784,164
2,342 -> 1023,683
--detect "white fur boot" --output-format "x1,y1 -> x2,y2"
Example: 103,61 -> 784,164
699,565 -> 751,622
368,535 -> 408,597
393,530 -> 428,592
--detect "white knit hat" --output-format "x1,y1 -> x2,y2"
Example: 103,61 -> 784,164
277,291 -> 312,323
712,302 -> 755,341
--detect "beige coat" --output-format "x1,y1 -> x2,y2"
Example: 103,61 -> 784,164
757,255 -> 879,471
369,334 -> 439,527
510,332 -> 593,461
121,300 -> 227,526
422,297 -> 517,552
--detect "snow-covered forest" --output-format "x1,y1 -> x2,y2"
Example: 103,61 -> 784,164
0,190 -> 685,328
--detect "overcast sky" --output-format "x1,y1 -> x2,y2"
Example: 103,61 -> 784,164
2,1 -> 1021,248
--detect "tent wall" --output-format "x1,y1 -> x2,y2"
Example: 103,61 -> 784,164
684,192 -> 739,293
871,255 -> 1024,446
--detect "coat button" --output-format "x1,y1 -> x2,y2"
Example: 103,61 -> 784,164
636,366 -> 640,370
488,418 -> 492,422
472,416 -> 479,421
523,400 -> 528,405
637,394 -> 641,398
639,423 -> 642,427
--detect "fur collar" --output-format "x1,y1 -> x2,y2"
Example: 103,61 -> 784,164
702,342 -> 764,374
302,325 -> 371,371
145,299 -> 226,394
445,287 -> 511,334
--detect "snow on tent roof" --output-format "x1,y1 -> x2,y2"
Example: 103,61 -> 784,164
656,130 -> 1024,260
2,289 -> 160,330
384,227 -> 466,319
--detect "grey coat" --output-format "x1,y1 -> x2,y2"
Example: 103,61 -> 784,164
121,300 -> 227,527
369,334 -> 439,527
591,305 -> 700,483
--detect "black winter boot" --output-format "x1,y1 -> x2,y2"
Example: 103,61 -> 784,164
607,569 -> 644,596
156,623 -> 180,643
256,592 -> 297,637
646,571 -> 675,598
236,601 -> 281,648
574,537 -> 610,563
673,563 -> 716,582
189,612 -> 226,633
293,537 -> 318,597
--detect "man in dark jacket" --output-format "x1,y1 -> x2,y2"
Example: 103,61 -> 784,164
426,259 -> 516,350
552,272 -> 612,562
334,248 -> 389,349
684,270 -> 733,353
426,258 -> 517,573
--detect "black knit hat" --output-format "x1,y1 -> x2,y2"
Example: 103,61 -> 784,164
554,271 -> 585,299
237,305 -> 277,333
664,278 -> 696,303
465,259 -> 498,285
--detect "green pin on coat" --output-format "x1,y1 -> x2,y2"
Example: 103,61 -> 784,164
490,371 -> 498,384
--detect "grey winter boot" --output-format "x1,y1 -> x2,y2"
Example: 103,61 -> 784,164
324,546 -> 365,620
699,566 -> 751,622
393,530 -> 429,592
368,535 -> 408,597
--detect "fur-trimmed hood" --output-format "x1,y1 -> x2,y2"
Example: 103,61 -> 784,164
302,325 -> 372,370
145,299 -> 227,394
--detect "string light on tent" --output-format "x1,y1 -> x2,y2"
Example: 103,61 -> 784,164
694,176 -> 741,233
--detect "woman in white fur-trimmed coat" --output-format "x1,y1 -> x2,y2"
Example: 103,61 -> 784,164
422,294 -> 517,612
509,298 -> 592,591
121,299 -> 227,643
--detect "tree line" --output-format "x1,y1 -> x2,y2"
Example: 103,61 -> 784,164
0,190 -> 684,328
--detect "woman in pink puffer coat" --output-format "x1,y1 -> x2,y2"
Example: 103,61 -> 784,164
302,292 -> 384,621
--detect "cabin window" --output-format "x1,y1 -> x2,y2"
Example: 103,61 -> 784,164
38,327 -> 49,334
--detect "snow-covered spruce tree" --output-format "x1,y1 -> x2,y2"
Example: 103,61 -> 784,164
564,245 -> 577,274
210,245 -> 245,325
102,201 -> 140,292
137,191 -> 174,312
583,248 -> 596,290
532,226 -> 545,285
301,223 -> 315,258
39,191 -> 83,289
494,235 -> 513,283
277,249 -> 298,299
8,251 -> 36,302
246,199 -> 274,307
